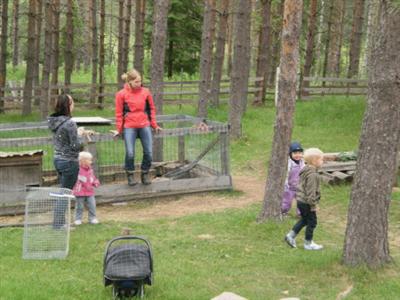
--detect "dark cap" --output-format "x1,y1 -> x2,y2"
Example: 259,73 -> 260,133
289,141 -> 303,154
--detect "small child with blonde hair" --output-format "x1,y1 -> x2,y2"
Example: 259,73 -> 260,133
73,151 -> 100,225
285,148 -> 324,250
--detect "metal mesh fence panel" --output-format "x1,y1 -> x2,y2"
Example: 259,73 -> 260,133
22,187 -> 74,260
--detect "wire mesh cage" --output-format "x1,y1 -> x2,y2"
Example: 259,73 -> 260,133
0,115 -> 231,214
22,187 -> 74,260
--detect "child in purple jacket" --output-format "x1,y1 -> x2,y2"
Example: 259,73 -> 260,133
73,151 -> 100,225
281,142 -> 305,216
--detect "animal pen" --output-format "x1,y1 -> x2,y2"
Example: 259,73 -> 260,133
0,115 -> 232,216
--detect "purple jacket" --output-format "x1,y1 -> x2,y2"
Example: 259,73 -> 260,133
72,165 -> 100,197
285,158 -> 305,191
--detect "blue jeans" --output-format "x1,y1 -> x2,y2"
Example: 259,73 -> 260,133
53,158 -> 79,228
75,195 -> 97,222
124,127 -> 153,172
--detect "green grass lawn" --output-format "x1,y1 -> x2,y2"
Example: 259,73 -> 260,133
1,96 -> 400,299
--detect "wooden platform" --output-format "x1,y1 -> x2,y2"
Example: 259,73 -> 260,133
0,175 -> 232,216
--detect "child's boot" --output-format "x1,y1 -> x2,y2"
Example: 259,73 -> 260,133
285,230 -> 297,248
126,171 -> 137,186
141,171 -> 151,185
304,240 -> 323,250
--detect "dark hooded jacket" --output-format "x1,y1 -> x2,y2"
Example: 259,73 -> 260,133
47,115 -> 82,161
296,165 -> 321,209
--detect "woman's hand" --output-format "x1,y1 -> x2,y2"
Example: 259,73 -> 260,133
154,126 -> 163,133
110,130 -> 121,140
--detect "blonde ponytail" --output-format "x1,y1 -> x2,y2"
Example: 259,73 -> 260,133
121,69 -> 141,83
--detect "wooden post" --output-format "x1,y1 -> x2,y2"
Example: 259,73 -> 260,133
178,135 -> 185,163
220,131 -> 230,175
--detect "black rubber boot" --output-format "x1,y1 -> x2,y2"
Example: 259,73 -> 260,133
126,171 -> 137,186
141,171 -> 151,185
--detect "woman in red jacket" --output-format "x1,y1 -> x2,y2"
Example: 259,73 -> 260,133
115,69 -> 162,186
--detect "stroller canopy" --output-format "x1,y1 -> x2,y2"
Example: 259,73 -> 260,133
104,244 -> 151,281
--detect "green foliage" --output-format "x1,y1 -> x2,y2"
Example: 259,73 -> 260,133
1,95 -> 400,299
337,151 -> 358,161
226,96 -> 365,173
0,185 -> 399,299
144,0 -> 202,76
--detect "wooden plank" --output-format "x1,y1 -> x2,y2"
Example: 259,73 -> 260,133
332,171 -> 352,181
303,76 -> 367,83
319,172 -> 339,185
71,116 -> 112,125
320,161 -> 356,172
303,87 -> 367,93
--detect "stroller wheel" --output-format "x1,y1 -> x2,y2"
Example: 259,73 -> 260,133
112,286 -> 118,300
138,285 -> 144,299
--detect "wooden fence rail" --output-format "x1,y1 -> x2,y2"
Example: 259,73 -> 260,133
0,77 -> 264,111
1,76 -> 368,112
300,76 -> 367,99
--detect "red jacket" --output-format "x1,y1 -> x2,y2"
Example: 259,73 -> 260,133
115,84 -> 158,134
72,165 -> 100,197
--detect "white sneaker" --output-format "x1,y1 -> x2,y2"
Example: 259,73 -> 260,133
285,234 -> 297,248
304,241 -> 323,250
90,218 -> 99,224
74,220 -> 82,226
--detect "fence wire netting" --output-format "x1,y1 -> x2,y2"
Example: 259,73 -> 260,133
0,115 -> 230,212
22,187 -> 73,260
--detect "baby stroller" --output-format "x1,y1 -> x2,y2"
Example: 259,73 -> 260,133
103,236 -> 153,299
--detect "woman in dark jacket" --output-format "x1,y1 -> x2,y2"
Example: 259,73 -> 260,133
48,94 -> 83,228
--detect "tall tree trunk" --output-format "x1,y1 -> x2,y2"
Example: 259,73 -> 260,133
0,0 -> 8,114
122,0 -> 132,70
64,0 -> 74,93
150,0 -> 170,163
50,0 -> 60,107
134,0 -> 146,74
363,0 -> 380,77
208,0 -> 217,74
198,0 -> 216,118
347,0 -> 365,79
12,0 -> 19,67
253,0 -> 272,105
326,0 -> 345,77
22,0 -> 36,116
167,30 -> 173,78
268,0 -> 284,86
90,0 -> 98,104
210,0 -> 229,107
315,0 -> 326,76
228,0 -> 252,138
98,0 -> 105,106
117,0 -> 124,88
322,0 -> 333,82
107,0 -> 114,65
150,0 -> 170,115
302,0 -> 318,89
258,0 -> 303,221
41,0 -> 53,119
32,0 -> 42,106
226,8 -> 234,76
79,0 -> 91,72
343,1 -> 400,267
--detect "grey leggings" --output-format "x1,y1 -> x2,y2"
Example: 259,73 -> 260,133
75,196 -> 97,221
